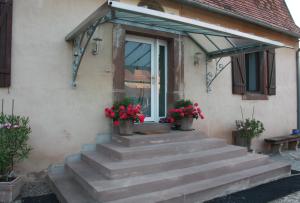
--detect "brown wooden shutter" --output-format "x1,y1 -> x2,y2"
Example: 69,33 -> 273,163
0,0 -> 12,87
232,54 -> 246,94
267,49 -> 276,95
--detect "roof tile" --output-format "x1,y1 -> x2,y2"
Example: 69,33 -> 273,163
191,0 -> 300,36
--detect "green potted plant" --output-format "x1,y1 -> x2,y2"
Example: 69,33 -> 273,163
104,98 -> 145,135
0,113 -> 32,202
234,108 -> 265,151
168,99 -> 204,131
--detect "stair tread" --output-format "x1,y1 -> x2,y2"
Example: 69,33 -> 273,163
82,145 -> 246,170
107,161 -> 290,203
100,138 -> 226,153
48,170 -> 98,203
69,153 -> 269,192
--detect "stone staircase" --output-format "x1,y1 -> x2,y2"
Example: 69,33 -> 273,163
47,131 -> 291,203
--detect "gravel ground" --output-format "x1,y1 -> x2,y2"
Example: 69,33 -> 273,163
269,191 -> 300,203
20,180 -> 52,197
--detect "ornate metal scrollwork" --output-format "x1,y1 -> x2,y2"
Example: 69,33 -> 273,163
206,57 -> 231,93
71,18 -> 106,87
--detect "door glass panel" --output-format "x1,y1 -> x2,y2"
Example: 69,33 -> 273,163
124,41 -> 152,118
159,45 -> 166,117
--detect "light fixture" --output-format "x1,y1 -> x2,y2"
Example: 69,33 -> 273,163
92,38 -> 102,55
194,52 -> 202,66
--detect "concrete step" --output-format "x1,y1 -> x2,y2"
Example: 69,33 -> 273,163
82,145 -> 247,179
112,131 -> 207,147
47,168 -> 98,203
107,162 -> 290,203
67,154 -> 269,202
97,138 -> 227,160
133,123 -> 171,134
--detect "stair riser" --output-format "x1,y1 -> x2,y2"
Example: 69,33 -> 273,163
97,140 -> 227,160
112,132 -> 205,147
65,164 -> 99,201
95,157 -> 269,202
160,165 -> 291,203
82,148 -> 247,179
81,154 -> 111,179
47,176 -> 68,203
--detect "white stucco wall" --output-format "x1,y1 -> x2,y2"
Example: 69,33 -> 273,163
0,0 -> 298,174
0,0 -> 114,173
184,37 -> 298,151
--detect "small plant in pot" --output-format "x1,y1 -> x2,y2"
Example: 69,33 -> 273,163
234,107 -> 265,151
0,113 -> 32,202
168,99 -> 204,131
104,98 -> 145,135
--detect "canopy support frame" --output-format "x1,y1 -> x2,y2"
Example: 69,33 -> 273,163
71,17 -> 108,87
206,57 -> 231,93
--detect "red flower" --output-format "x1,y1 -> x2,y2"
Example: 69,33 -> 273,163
200,112 -> 205,119
168,117 -> 175,123
104,102 -> 145,124
194,103 -> 198,107
138,115 -> 145,123
110,112 -> 115,118
113,120 -> 120,126
120,113 -> 128,120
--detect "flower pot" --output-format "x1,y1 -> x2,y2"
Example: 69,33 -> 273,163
119,120 -> 134,135
0,176 -> 24,203
232,130 -> 252,151
179,117 -> 194,131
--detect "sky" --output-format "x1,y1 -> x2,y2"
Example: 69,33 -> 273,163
285,0 -> 300,27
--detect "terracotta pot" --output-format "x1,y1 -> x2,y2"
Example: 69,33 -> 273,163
179,117 -> 194,131
119,120 -> 134,135
0,176 -> 24,203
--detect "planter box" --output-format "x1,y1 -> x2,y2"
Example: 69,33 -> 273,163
232,130 -> 252,151
0,176 -> 24,203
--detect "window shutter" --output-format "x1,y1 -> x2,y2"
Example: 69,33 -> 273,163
267,49 -> 276,95
232,54 -> 246,94
0,0 -> 12,87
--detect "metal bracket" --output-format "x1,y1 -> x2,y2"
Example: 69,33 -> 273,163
71,17 -> 107,87
206,56 -> 231,93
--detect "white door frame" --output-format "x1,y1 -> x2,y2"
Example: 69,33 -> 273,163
125,35 -> 168,122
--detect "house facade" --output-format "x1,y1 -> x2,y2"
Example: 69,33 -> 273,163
0,0 -> 299,175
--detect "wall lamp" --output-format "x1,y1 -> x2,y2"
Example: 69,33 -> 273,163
194,52 -> 202,66
92,38 -> 102,55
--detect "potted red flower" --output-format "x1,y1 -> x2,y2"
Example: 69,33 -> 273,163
104,98 -> 145,135
168,99 -> 204,131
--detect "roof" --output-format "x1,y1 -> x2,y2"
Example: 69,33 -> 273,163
179,0 -> 300,37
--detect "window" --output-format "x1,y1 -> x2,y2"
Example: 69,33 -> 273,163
245,52 -> 260,92
232,49 -> 276,99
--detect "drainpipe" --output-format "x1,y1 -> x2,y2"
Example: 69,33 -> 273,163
297,48 -> 300,129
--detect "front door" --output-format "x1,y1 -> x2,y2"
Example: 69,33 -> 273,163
124,35 -> 167,122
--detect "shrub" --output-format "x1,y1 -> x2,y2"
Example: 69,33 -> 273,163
0,114 -> 32,181
235,118 -> 265,139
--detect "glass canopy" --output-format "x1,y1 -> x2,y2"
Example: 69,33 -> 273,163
65,0 -> 286,87
66,0 -> 286,60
